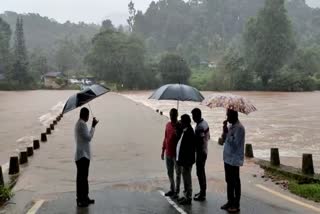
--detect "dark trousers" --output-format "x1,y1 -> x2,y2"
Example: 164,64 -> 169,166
166,156 -> 182,193
182,165 -> 193,200
196,152 -> 207,196
76,157 -> 90,201
224,163 -> 241,208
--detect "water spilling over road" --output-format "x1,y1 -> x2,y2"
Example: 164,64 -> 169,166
123,91 -> 320,161
0,90 -> 319,166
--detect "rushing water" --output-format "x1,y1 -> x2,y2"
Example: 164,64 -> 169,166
0,90 -> 319,167
0,90 -> 76,165
123,91 -> 320,162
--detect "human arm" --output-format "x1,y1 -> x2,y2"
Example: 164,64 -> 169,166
161,125 -> 167,160
78,121 -> 95,142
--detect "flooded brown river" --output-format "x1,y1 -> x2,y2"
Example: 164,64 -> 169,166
0,90 -> 319,168
123,91 -> 320,163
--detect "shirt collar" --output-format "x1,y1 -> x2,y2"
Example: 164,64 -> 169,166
197,118 -> 204,125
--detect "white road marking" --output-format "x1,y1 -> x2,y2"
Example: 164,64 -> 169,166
256,184 -> 320,213
158,190 -> 188,214
26,200 -> 45,214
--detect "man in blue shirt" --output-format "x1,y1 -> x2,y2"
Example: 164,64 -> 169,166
221,109 -> 245,213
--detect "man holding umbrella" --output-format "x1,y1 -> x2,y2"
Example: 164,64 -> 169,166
75,107 -> 99,207
62,84 -> 109,207
221,109 -> 245,213
161,108 -> 182,198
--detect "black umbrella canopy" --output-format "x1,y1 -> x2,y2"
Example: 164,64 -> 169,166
149,84 -> 204,102
62,84 -> 110,114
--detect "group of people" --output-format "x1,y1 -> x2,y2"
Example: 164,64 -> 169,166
73,106 -> 245,213
161,107 -> 245,213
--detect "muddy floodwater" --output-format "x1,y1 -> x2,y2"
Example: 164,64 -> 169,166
123,91 -> 320,162
0,90 -> 319,167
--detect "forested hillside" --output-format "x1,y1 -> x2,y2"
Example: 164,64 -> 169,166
0,11 -> 99,50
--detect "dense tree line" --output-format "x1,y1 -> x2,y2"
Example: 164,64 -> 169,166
1,0 -> 320,91
130,0 -> 320,91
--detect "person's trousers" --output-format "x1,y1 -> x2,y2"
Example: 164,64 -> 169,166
224,163 -> 241,208
182,165 -> 193,200
76,157 -> 90,201
166,156 -> 182,193
196,152 -> 207,196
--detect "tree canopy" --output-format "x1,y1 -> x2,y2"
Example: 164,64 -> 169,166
85,29 -> 146,89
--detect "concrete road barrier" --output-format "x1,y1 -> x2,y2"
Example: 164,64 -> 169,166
8,156 -> 19,175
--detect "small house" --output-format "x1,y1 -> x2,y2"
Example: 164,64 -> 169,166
43,72 -> 65,89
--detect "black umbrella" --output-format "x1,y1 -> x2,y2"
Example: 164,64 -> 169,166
149,83 -> 204,109
62,84 -> 110,114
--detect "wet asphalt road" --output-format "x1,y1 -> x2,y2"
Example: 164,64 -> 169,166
36,188 -> 298,214
2,93 -> 320,214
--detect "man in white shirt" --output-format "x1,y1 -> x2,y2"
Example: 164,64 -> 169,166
75,107 -> 99,207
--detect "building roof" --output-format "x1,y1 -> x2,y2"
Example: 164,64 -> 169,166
44,72 -> 63,78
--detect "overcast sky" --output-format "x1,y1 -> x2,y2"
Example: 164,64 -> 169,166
0,0 -> 319,26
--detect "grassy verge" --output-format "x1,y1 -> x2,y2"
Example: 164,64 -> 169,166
0,185 -> 13,205
265,169 -> 320,202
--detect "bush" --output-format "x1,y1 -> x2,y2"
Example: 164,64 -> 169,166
0,185 -> 13,204
189,67 -> 213,90
270,66 -> 316,91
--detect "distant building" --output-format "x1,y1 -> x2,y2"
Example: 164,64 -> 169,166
208,61 -> 217,68
43,72 -> 65,89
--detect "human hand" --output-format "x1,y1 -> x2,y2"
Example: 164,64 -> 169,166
161,153 -> 164,160
92,117 -> 99,127
223,120 -> 228,127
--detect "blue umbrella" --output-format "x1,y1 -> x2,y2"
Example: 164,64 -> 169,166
149,83 -> 204,109
62,84 -> 110,114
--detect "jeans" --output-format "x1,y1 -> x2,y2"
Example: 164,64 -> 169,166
76,157 -> 90,201
196,152 -> 207,196
166,156 -> 182,193
224,163 -> 241,208
182,165 -> 193,200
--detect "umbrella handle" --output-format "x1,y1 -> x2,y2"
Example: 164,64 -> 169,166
88,103 -> 95,118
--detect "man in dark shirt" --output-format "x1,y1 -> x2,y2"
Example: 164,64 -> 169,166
191,108 -> 210,201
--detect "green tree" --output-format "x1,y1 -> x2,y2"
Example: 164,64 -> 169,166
0,17 -> 11,78
13,17 -> 31,84
290,46 -> 320,76
243,0 -> 296,87
101,19 -> 115,32
85,30 -> 146,89
219,48 -> 254,90
29,50 -> 48,80
54,38 -> 77,75
159,53 -> 191,84
127,1 -> 136,32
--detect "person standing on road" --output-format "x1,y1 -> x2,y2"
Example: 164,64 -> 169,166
161,108 -> 182,199
176,114 -> 196,205
220,109 -> 245,213
75,107 -> 99,207
191,108 -> 210,201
